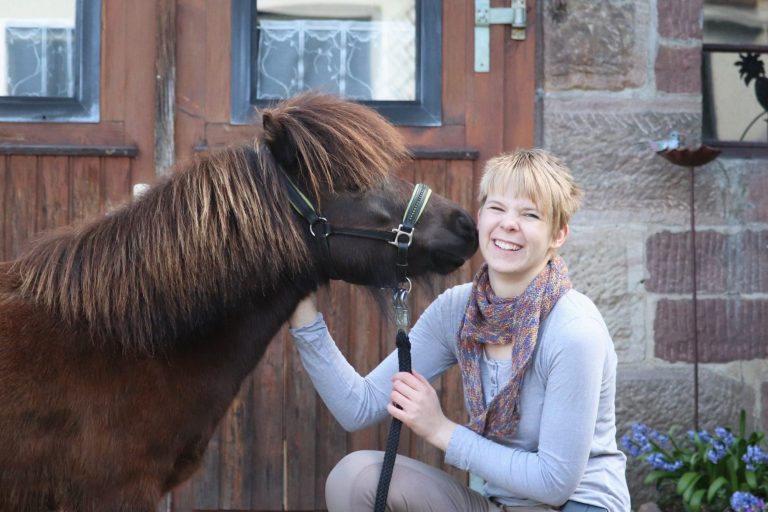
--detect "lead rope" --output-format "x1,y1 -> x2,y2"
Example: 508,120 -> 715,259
373,285 -> 412,512
372,185 -> 431,511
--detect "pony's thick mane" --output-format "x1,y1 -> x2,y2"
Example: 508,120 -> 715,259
11,93 -> 408,355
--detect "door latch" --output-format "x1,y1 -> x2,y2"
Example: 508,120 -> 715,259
475,0 -> 527,72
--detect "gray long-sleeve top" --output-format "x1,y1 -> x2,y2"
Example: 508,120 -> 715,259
289,284 -> 630,511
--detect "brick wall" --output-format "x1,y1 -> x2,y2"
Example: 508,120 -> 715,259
539,0 -> 766,505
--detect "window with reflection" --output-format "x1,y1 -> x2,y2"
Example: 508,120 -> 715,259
0,0 -> 100,122
703,0 -> 768,150
231,0 -> 441,126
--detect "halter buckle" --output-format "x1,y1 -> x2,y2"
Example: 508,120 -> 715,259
388,224 -> 414,248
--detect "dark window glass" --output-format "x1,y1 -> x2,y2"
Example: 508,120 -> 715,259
232,0 -> 441,126
0,0 -> 100,123
703,0 -> 768,150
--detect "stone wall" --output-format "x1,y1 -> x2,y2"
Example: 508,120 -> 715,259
538,0 -> 767,506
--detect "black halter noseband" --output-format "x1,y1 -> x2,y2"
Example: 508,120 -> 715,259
278,169 -> 430,511
278,170 -> 432,284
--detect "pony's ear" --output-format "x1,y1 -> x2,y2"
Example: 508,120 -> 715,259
261,110 -> 298,171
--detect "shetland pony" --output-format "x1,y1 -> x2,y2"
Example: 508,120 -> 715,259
0,94 -> 477,511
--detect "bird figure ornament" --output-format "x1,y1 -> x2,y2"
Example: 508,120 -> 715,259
647,130 -> 682,153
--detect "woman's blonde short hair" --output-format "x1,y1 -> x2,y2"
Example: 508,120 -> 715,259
478,149 -> 583,233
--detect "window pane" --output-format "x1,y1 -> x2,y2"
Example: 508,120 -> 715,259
0,0 -> 77,98
703,51 -> 768,142
253,0 -> 416,101
704,0 -> 768,45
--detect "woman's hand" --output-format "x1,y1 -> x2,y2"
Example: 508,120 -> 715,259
289,293 -> 319,329
387,371 -> 457,451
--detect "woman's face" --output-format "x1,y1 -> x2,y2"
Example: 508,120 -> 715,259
477,188 -> 567,297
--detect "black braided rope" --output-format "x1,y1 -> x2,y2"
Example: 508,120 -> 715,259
373,330 -> 412,512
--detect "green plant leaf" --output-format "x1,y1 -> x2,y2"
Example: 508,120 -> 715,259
644,470 -> 674,485
746,470 -> 758,489
707,476 -> 728,502
683,475 -> 702,502
690,488 -> 706,511
677,472 -> 701,495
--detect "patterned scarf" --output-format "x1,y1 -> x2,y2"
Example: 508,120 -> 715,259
457,255 -> 571,439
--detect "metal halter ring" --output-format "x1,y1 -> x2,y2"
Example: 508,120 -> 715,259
308,217 -> 330,238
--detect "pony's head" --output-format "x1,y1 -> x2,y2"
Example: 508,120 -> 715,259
258,93 -> 478,287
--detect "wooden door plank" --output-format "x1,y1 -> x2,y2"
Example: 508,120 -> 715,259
503,1 -> 537,149
71,156 -> 102,224
176,0 -> 207,161
103,157 -> 133,214
463,0 -> 505,182
205,0 -> 230,123
123,0 -> 157,185
346,287 -> 383,456
285,321 -> 317,510
314,282 -> 352,509
442,158 -> 475,484
193,428 -> 221,510
0,122 -> 126,147
5,155 -> 38,259
443,0 -> 468,126
219,383 -> 255,509
37,156 -> 71,232
102,0 -> 127,123
249,330 -> 285,509
0,156 -> 6,260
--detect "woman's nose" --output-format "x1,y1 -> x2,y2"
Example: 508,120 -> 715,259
500,214 -> 519,230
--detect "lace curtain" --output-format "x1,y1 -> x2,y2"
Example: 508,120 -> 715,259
255,19 -> 415,101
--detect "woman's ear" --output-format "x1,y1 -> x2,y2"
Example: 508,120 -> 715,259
550,224 -> 569,249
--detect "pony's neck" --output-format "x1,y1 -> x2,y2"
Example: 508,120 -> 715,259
13,146 -> 317,355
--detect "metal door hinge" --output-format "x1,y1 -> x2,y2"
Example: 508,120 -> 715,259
475,0 -> 527,72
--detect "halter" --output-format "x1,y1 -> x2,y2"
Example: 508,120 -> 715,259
278,170 -> 432,285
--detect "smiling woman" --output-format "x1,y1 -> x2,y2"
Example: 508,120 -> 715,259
288,148 -> 631,512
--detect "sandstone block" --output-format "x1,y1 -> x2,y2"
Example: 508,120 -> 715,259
744,164 -> 768,223
646,230 -> 768,294
657,0 -> 703,40
560,228 -> 646,361
656,45 -> 702,94
544,0 -> 649,91
654,298 -> 768,362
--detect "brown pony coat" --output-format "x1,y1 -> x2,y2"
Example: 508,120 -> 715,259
0,94 -> 473,511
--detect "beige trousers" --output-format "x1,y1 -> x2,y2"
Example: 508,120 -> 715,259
325,450 -> 559,512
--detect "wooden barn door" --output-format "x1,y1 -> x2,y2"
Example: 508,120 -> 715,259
0,1 -> 535,510
168,1 -> 536,511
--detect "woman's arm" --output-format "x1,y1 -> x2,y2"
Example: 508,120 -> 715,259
444,317 -> 608,506
288,289 -> 462,432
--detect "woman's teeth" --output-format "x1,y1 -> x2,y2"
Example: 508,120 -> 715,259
494,240 -> 522,251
